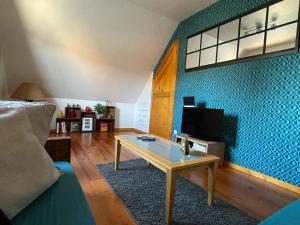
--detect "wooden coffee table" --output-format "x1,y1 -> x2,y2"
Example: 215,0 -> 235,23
115,134 -> 220,225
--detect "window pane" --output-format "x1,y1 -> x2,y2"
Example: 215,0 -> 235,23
240,8 -> 267,37
187,34 -> 201,53
186,52 -> 200,69
266,23 -> 298,53
219,19 -> 239,43
268,0 -> 299,28
202,28 -> 218,48
238,33 -> 265,58
200,47 -> 217,66
217,41 -> 238,63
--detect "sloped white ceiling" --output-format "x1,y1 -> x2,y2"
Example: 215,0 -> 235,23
128,0 -> 217,21
0,0 -> 214,103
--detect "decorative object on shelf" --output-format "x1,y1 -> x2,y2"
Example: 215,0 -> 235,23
10,83 -> 46,101
180,137 -> 190,155
95,118 -> 115,132
82,118 -> 93,132
176,134 -> 225,165
105,106 -> 115,119
70,121 -> 80,132
65,107 -> 81,119
81,111 -> 96,132
56,122 -> 60,134
100,122 -> 108,132
57,110 -> 63,119
94,103 -> 105,119
105,99 -> 111,106
61,122 -> 67,133
68,110 -> 76,118
85,106 -> 92,113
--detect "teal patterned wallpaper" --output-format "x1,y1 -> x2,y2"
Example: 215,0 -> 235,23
156,0 -> 300,186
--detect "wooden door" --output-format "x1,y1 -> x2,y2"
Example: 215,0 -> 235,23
149,41 -> 179,139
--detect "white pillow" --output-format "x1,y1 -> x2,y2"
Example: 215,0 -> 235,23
0,108 -> 60,219
0,101 -> 56,146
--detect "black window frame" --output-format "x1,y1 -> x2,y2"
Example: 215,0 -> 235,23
185,0 -> 300,72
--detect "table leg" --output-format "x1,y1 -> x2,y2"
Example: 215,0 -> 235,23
208,161 -> 218,205
115,139 -> 121,171
166,170 -> 176,225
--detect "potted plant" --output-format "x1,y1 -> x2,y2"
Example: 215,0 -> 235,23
94,103 -> 105,119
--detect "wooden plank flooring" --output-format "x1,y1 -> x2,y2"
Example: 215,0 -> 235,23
55,131 -> 299,224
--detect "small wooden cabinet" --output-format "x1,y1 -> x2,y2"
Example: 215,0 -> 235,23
44,136 -> 71,162
95,118 -> 115,132
176,134 -> 225,165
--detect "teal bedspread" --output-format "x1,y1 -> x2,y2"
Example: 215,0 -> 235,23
259,199 -> 300,225
12,162 -> 96,225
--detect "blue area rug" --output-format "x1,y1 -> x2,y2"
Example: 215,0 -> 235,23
97,159 -> 259,225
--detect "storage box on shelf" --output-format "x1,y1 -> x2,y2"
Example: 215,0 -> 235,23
95,118 -> 115,132
65,107 -> 81,119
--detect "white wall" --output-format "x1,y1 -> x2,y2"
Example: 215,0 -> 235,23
0,0 -> 177,104
0,0 -> 173,129
48,98 -> 134,129
133,74 -> 153,132
0,46 -> 8,99
48,73 -> 152,131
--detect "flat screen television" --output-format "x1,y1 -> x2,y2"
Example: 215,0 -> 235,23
181,107 -> 224,141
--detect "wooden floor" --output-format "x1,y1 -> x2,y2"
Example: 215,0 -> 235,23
62,131 -> 299,225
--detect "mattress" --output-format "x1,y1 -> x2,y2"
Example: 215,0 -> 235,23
11,162 -> 96,225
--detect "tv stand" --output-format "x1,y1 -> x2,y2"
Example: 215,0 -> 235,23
175,134 -> 225,165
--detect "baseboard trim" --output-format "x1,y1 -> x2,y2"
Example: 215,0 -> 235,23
224,161 -> 300,194
114,128 -> 146,134
114,128 -> 134,132
131,128 -> 147,134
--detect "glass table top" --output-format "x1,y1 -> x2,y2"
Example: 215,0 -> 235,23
120,135 -> 203,163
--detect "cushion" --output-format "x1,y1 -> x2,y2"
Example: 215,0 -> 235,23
0,108 -> 60,219
0,100 -> 56,145
0,209 -> 12,225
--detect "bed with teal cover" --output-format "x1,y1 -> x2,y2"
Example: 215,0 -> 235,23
259,199 -> 300,225
11,162 -> 95,225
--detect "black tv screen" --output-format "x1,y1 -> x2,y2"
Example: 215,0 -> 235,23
181,107 -> 224,141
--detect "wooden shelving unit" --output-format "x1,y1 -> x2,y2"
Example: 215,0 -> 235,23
56,106 -> 116,133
